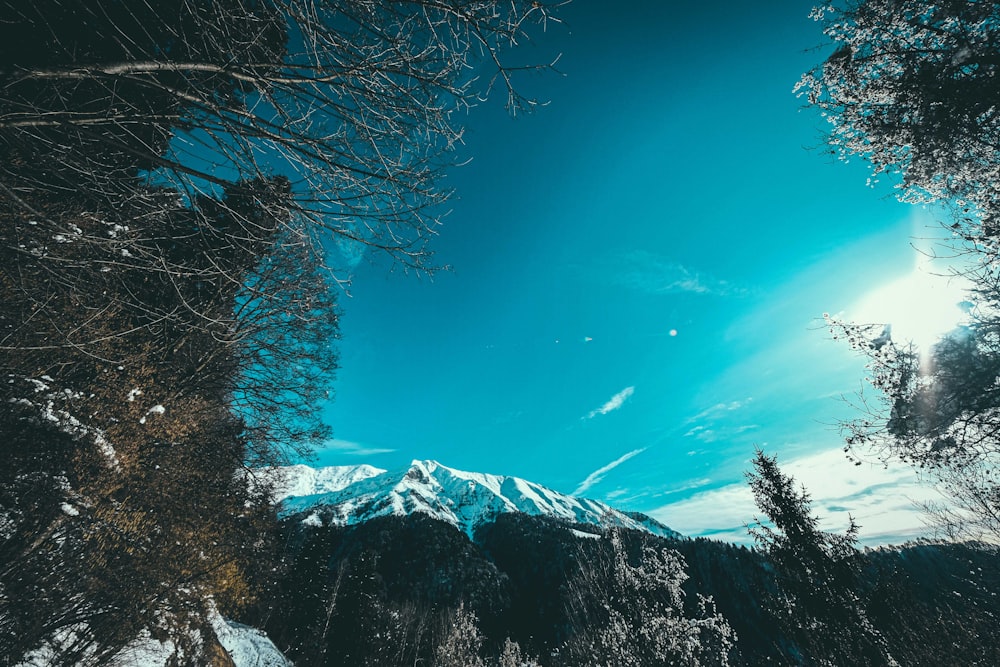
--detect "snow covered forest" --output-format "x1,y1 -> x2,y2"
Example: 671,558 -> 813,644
4,0 -> 1000,665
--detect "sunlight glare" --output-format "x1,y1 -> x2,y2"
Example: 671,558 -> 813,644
849,258 -> 972,352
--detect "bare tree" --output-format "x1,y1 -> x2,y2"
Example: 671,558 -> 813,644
800,0 -> 1000,545
559,529 -> 734,667
1,0 -> 565,456
0,0 -> 564,274
828,310 -> 1000,542
0,1 -> 566,663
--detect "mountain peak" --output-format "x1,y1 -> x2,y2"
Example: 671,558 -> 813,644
269,460 -> 679,540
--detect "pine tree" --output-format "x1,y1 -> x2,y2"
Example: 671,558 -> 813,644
747,449 -> 895,666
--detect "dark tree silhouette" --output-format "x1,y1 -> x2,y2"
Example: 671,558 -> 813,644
0,0 -> 564,662
747,449 -> 895,666
802,0 -> 1000,546
798,0 -> 1000,241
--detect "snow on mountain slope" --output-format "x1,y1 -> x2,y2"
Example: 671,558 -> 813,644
271,459 -> 680,539
264,462 -> 385,499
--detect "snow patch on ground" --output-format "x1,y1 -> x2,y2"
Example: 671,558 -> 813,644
104,612 -> 292,667
139,404 -> 165,424
571,528 -> 602,539
16,613 -> 291,666
212,615 -> 293,667
9,376 -> 119,468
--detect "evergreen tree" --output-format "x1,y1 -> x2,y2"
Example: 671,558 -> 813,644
434,602 -> 487,667
497,637 -> 540,667
747,449 -> 895,666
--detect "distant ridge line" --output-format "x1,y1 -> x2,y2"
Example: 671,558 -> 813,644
265,459 -> 681,539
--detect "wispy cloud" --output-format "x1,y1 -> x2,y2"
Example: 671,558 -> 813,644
684,423 -> 759,444
650,447 -> 944,546
573,448 -> 647,496
611,250 -> 746,297
684,425 -> 717,442
659,477 -> 714,497
681,398 -> 757,443
686,398 -> 753,424
320,438 -> 396,457
586,386 -> 635,419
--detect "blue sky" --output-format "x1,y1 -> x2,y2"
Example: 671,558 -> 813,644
313,1 -> 972,544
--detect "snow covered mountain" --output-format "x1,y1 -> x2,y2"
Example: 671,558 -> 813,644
267,459 -> 680,539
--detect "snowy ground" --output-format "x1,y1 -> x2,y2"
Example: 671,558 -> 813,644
17,612 -> 291,667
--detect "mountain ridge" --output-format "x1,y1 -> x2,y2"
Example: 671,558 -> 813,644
266,459 -> 680,539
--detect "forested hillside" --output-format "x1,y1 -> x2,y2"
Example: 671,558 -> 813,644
245,511 -> 1000,666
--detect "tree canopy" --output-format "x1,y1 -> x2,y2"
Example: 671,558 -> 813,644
0,0 -> 564,662
801,0 -> 1000,543
798,1 -> 1000,238
747,449 -> 896,666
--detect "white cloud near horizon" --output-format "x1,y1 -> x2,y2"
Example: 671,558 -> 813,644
574,448 -> 647,496
650,446 -> 945,546
586,386 -> 635,419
